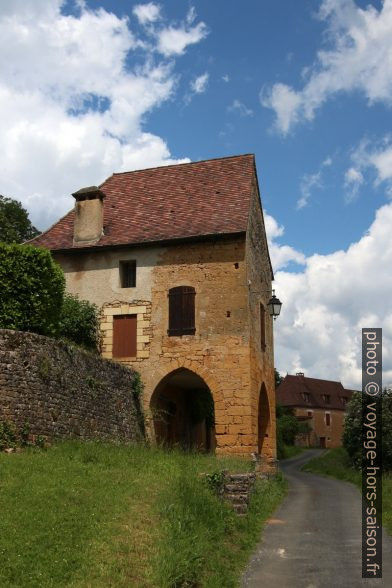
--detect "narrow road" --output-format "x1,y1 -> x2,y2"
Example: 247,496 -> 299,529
242,450 -> 392,587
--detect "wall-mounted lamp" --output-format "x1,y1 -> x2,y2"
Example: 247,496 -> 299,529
266,290 -> 282,320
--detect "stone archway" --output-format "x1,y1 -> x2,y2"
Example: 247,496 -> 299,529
258,383 -> 271,455
150,368 -> 216,452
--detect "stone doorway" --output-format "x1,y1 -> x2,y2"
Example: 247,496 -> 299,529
150,368 -> 216,452
258,383 -> 271,456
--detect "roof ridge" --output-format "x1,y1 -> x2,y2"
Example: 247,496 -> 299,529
110,153 -> 255,177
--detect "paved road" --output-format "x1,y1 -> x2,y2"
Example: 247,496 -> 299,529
242,450 -> 392,587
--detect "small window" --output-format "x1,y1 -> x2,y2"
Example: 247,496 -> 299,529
322,394 -> 331,404
260,303 -> 266,350
119,260 -> 136,288
325,413 -> 331,426
307,411 -> 313,417
113,315 -> 137,357
168,286 -> 195,336
340,396 -> 348,406
302,392 -> 310,403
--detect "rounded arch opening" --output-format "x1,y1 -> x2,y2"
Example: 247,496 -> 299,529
258,383 -> 271,455
150,368 -> 216,452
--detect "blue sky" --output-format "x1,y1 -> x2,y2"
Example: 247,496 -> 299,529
1,0 -> 391,387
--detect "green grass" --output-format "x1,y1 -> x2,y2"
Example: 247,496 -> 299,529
281,445 -> 308,459
0,441 -> 287,587
303,447 -> 392,535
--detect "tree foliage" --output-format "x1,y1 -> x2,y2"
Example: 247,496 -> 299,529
0,243 -> 65,336
0,195 -> 39,243
275,369 -> 283,389
343,389 -> 392,471
58,293 -> 100,351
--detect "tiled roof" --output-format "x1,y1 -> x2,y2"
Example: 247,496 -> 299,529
30,154 -> 257,251
276,375 -> 355,411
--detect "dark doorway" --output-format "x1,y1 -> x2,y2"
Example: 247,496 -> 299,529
150,368 -> 215,452
320,437 -> 326,448
258,383 -> 271,455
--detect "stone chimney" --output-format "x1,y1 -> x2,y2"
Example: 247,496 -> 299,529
296,372 -> 304,377
72,186 -> 105,245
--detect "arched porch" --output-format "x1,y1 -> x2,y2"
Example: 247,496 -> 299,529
150,368 -> 216,452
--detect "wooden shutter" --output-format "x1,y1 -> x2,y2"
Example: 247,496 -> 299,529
168,286 -> 196,336
260,304 -> 266,350
113,315 -> 137,357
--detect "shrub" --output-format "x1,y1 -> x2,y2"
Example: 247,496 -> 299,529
58,293 -> 99,351
277,412 -> 299,446
0,243 -> 65,336
343,389 -> 392,471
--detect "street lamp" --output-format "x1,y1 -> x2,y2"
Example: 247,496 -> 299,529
267,290 -> 282,320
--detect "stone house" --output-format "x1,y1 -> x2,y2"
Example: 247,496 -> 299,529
276,373 -> 354,448
31,154 -> 277,462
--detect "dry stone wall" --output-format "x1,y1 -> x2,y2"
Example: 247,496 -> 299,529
0,329 -> 145,443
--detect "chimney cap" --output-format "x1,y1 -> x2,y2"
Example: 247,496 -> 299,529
72,186 -> 106,201
296,372 -> 304,377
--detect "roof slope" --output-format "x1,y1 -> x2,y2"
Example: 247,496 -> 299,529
276,375 -> 354,410
31,154 -> 256,251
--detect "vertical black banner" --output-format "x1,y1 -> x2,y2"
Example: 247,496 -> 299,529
362,328 -> 382,578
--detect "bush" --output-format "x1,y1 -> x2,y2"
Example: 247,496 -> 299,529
343,389 -> 392,471
277,412 -> 300,446
58,293 -> 99,351
0,243 -> 65,336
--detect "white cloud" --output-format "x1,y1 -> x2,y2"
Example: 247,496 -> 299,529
344,166 -> 364,201
273,203 -> 392,388
346,137 -> 392,198
296,156 -> 332,209
265,213 -> 306,270
227,99 -> 253,117
157,20 -> 207,57
222,74 -> 230,83
262,0 -> 392,134
133,3 -> 161,25
0,1 -> 208,229
190,72 -> 209,94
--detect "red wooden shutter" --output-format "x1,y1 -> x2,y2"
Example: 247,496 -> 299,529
113,315 -> 137,357
168,286 -> 195,336
326,413 -> 331,426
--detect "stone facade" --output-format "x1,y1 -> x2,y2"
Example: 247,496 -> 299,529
294,407 -> 347,449
53,190 -> 276,460
0,329 -> 145,443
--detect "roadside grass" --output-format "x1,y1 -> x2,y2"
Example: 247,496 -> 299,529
303,447 -> 392,535
0,441 -> 287,587
281,445 -> 308,459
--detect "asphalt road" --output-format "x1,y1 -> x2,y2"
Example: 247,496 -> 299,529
242,449 -> 392,588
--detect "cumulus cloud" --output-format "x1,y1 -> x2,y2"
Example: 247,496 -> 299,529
227,99 -> 253,117
190,72 -> 209,94
262,0 -> 392,134
133,2 -> 161,25
272,203 -> 392,388
264,213 -> 306,270
0,1 -> 208,228
157,18 -> 207,57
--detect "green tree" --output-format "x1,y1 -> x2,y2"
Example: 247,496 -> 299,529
58,294 -> 100,351
343,389 -> 392,471
0,195 -> 39,243
275,368 -> 283,389
0,243 -> 65,336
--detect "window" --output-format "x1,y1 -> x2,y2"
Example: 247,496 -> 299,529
168,286 -> 196,336
321,394 -> 331,404
302,392 -> 310,403
325,413 -> 331,426
113,315 -> 137,357
307,411 -> 313,417
340,396 -> 348,407
260,303 -> 266,350
119,260 -> 136,288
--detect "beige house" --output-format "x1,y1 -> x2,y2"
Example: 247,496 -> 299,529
32,154 -> 277,463
277,373 -> 354,449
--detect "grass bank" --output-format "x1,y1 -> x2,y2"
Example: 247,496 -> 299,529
0,441 -> 286,587
303,447 -> 392,535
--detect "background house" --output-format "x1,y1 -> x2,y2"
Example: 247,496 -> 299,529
277,373 -> 354,448
31,154 -> 277,463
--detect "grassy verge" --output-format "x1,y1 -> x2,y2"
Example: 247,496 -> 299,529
0,441 -> 286,587
281,445 -> 308,459
303,447 -> 392,535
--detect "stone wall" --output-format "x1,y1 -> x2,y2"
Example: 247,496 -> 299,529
295,407 -> 347,448
0,329 -> 145,443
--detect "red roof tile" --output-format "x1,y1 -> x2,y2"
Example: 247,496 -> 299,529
277,374 -> 355,411
30,154 -> 257,251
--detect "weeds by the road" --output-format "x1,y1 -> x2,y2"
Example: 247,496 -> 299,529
303,447 -> 392,535
0,441 -> 287,587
